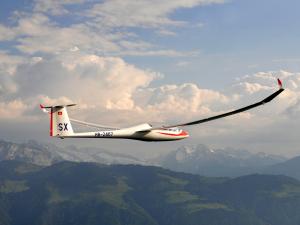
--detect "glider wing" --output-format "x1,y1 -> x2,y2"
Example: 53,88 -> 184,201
162,79 -> 284,128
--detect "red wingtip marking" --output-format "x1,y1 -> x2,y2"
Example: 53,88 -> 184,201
277,78 -> 283,88
39,104 -> 44,109
50,108 -> 53,136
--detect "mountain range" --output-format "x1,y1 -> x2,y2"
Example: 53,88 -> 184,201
1,160 -> 300,225
1,140 -> 300,180
263,156 -> 300,180
158,144 -> 287,177
0,140 -> 146,166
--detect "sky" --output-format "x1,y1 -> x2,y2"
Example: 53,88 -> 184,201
0,0 -> 300,158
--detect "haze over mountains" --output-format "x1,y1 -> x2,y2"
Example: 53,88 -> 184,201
1,139 -> 300,180
0,140 -> 147,166
158,144 -> 286,177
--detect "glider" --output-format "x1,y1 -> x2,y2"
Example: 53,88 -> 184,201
40,79 -> 284,141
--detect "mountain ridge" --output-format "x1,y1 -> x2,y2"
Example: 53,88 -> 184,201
1,160 -> 300,225
1,139 -> 300,181
158,144 -> 286,177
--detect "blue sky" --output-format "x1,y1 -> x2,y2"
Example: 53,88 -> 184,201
0,0 -> 300,157
123,0 -> 300,88
1,0 -> 300,86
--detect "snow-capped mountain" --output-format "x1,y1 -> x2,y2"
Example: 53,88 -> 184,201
0,140 -> 288,178
0,140 -> 63,166
0,140 -> 146,166
53,145 -> 147,165
158,144 -> 286,177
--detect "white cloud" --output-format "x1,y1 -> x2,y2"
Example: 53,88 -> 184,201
0,12 -> 198,57
88,0 -> 225,28
156,29 -> 177,36
0,0 -> 224,56
232,82 -> 272,94
0,52 -> 158,121
0,52 -> 24,96
2,51 -> 290,126
0,100 -> 29,120
118,50 -> 199,57
176,61 -> 191,67
0,50 -> 229,125
0,25 -> 17,41
33,0 -> 87,15
3,49 -> 299,133
12,14 -> 121,54
1,47 -> 300,155
0,51 -> 24,75
119,40 -> 154,50
273,58 -> 300,63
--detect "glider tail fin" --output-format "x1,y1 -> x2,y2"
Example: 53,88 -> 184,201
40,104 -> 76,137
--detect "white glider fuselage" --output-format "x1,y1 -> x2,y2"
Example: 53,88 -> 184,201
43,106 -> 189,141
62,125 -> 189,141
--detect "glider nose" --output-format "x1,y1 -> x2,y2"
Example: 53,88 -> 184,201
181,130 -> 189,137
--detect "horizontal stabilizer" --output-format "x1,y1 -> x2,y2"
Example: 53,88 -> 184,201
40,104 -> 76,109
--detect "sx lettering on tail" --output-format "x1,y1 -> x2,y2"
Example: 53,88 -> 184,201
58,123 -> 68,131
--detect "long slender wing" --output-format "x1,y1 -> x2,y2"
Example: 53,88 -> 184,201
70,118 -> 120,130
163,79 -> 284,128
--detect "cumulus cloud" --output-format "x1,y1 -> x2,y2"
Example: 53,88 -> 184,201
2,48 -> 299,131
0,100 -> 29,120
0,52 -> 24,96
0,50 -> 237,127
142,83 -> 228,111
0,52 -> 158,122
0,49 -> 227,125
1,47 -> 300,155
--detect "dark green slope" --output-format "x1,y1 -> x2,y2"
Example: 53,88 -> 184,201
214,174 -> 300,225
1,161 -> 300,225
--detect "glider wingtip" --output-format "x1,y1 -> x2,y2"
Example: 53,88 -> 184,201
39,104 -> 50,113
277,78 -> 283,89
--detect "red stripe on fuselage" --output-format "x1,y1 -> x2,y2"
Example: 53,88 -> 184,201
158,130 -> 188,137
